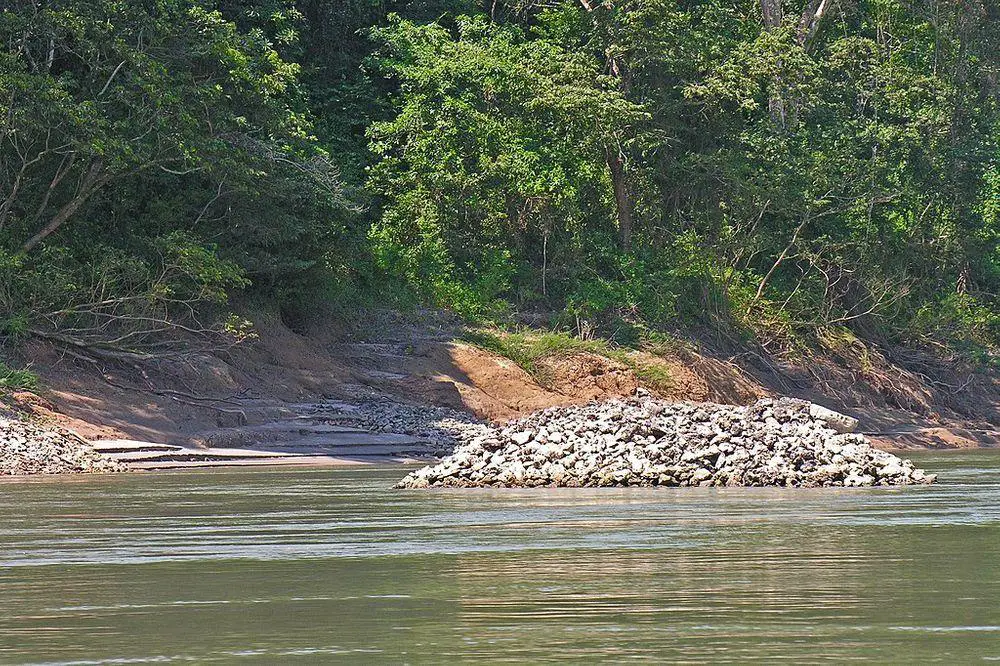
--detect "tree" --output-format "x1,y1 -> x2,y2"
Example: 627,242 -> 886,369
0,0 -> 350,343
367,15 -> 646,314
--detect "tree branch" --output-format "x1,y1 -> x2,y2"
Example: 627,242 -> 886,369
797,0 -> 837,47
20,158 -> 109,253
754,215 -> 809,302
98,60 -> 127,97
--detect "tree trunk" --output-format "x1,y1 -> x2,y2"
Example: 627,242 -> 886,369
761,0 -> 787,129
21,159 -> 108,253
761,0 -> 783,28
606,146 -> 633,252
797,0 -> 836,47
578,0 -> 636,251
0,172 -> 24,230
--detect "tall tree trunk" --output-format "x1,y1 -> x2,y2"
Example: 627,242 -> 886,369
759,0 -> 837,130
578,0 -> 636,251
761,0 -> 787,129
606,146 -> 633,252
761,0 -> 783,28
797,0 -> 837,47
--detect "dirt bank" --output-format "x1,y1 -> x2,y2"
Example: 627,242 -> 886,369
3,307 -> 998,453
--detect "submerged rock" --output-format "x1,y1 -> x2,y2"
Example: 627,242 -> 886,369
394,395 -> 936,489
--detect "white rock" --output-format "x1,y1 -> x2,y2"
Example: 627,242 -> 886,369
511,430 -> 534,445
808,404 -> 859,433
391,396 -> 936,490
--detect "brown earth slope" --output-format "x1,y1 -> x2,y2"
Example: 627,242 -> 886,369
3,307 -> 998,450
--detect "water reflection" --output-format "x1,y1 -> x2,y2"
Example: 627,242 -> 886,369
0,450 -> 997,663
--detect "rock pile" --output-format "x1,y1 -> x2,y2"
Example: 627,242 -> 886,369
0,418 -> 126,475
394,395 -> 936,488
327,401 -> 491,455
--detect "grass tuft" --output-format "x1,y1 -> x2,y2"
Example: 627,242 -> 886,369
0,362 -> 39,392
462,328 -> 675,393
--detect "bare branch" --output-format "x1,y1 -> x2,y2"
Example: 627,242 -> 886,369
98,60 -> 127,97
798,0 -> 838,47
753,215 -> 809,302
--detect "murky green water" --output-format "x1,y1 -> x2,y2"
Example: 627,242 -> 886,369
1,450 -> 998,663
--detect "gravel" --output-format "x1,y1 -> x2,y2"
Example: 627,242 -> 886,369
393,393 -> 936,489
325,400 -> 491,456
0,418 -> 126,475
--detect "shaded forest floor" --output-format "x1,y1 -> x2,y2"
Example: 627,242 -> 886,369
3,307 -> 998,452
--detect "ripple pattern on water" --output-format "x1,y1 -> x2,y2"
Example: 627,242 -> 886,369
0,450 -> 998,663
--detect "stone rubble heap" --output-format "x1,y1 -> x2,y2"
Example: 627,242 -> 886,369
394,395 -> 936,489
326,401 -> 492,455
0,418 -> 126,475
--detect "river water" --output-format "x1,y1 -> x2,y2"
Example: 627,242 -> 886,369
1,450 -> 998,663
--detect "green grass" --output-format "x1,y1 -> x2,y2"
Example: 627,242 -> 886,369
462,328 -> 675,393
630,360 -> 675,391
461,329 -> 609,375
0,362 -> 39,391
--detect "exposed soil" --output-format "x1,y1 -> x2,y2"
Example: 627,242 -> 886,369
3,306 -> 998,451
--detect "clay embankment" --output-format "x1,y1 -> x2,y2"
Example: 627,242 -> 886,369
1,309 -> 996,473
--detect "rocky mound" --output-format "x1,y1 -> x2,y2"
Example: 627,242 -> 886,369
326,400 -> 488,452
394,396 -> 936,488
0,418 -> 126,475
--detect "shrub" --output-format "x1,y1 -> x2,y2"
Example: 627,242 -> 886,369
0,362 -> 39,392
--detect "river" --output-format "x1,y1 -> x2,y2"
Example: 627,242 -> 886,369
1,450 -> 998,663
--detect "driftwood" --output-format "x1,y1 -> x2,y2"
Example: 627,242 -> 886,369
28,328 -> 248,421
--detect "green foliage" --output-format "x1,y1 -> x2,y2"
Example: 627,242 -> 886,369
462,328 -> 608,377
909,293 -> 1000,352
0,0 -> 352,340
367,15 -> 646,316
1,0 -> 997,360
630,360 -> 676,394
359,1 -> 999,353
0,235 -> 248,348
0,362 -> 39,392
463,327 -> 675,393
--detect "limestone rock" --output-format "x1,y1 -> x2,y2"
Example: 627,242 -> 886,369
0,418 -> 126,475
393,395 -> 935,490
807,404 -> 859,433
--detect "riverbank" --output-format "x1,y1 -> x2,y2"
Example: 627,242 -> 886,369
0,392 -> 948,481
2,308 -> 997,474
